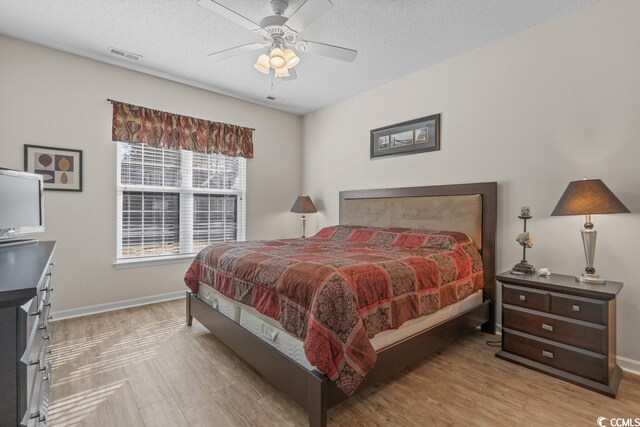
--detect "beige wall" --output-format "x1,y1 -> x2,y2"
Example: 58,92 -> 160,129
302,0 -> 640,363
0,36 -> 303,312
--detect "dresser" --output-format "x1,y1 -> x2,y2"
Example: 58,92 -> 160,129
0,241 -> 56,427
495,271 -> 623,397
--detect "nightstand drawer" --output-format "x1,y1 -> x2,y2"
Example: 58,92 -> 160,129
550,293 -> 607,325
502,284 -> 550,312
503,328 -> 608,383
503,304 -> 607,353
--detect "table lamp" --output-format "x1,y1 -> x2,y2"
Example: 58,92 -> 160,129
290,195 -> 317,238
551,179 -> 629,283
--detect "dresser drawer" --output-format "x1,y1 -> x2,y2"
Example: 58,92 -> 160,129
37,288 -> 52,331
21,297 -> 38,341
503,304 -> 607,354
503,328 -> 608,383
21,294 -> 39,317
550,293 -> 607,325
502,284 -> 550,312
39,268 -> 52,290
21,362 -> 50,426
22,312 -> 45,368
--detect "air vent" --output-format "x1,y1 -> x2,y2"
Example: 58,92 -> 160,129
266,96 -> 276,101
108,46 -> 143,62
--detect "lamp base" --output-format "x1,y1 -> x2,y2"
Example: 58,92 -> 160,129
512,261 -> 535,274
575,273 -> 607,284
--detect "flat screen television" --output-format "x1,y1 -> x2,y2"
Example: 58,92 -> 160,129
0,168 -> 45,242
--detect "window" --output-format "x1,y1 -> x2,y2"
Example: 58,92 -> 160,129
117,141 -> 246,260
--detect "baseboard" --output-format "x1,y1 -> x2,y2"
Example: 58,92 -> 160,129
618,356 -> 640,376
50,291 -> 184,321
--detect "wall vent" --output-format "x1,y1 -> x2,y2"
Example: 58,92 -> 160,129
108,46 -> 143,62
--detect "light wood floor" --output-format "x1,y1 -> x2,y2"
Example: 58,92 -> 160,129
48,298 -> 640,427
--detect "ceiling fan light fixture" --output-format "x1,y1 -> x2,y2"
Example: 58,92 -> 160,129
269,47 -> 286,68
275,66 -> 290,78
254,54 -> 271,74
283,48 -> 299,69
200,0 -> 358,81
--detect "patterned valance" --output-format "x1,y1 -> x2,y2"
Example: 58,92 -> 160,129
110,100 -> 253,158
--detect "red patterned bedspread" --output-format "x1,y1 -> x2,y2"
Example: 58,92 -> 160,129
184,225 -> 484,395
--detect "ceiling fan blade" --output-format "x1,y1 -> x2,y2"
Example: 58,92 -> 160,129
196,0 -> 262,31
297,40 -> 357,62
207,42 -> 266,60
281,67 -> 297,81
283,0 -> 333,34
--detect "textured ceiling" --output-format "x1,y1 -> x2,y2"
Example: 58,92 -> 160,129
0,0 -> 595,115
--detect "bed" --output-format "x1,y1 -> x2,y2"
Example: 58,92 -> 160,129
185,182 -> 497,427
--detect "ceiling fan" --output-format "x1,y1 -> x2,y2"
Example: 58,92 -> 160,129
196,0 -> 358,80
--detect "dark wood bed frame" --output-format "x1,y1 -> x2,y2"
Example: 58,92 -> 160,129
186,182 -> 497,427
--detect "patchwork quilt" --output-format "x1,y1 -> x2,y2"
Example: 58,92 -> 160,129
184,225 -> 484,395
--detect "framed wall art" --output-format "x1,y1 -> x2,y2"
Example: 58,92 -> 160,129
370,113 -> 441,159
24,144 -> 83,191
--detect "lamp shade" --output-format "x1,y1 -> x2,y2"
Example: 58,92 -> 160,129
254,54 -> 270,74
551,179 -> 630,216
275,66 -> 290,78
269,48 -> 286,68
283,48 -> 299,69
290,196 -> 317,214
254,53 -> 269,74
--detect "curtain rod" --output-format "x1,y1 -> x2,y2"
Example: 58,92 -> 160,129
107,99 -> 256,131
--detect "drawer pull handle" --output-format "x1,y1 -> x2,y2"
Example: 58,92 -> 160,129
42,335 -> 50,341
541,323 -> 554,332
519,295 -> 526,301
542,350 -> 554,359
572,305 -> 580,312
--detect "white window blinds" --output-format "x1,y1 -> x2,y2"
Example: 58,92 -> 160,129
117,141 -> 246,260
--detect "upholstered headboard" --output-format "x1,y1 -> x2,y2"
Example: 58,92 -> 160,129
342,194 -> 483,250
338,182 -> 498,332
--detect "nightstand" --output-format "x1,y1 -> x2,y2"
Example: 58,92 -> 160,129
495,271 -> 623,397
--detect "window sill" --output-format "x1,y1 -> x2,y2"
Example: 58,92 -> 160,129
113,253 -> 196,270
